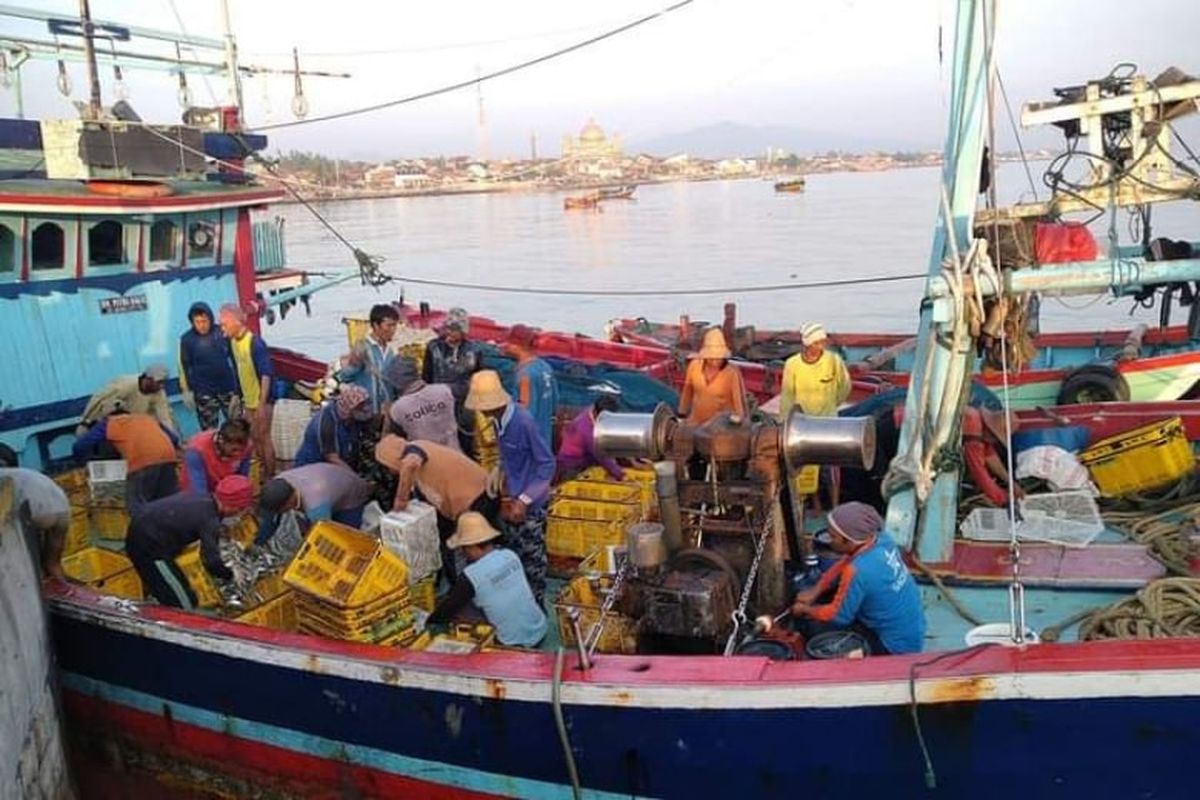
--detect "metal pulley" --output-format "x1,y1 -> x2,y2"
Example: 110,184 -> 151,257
781,409 -> 875,472
593,403 -> 673,460
291,47 -> 309,119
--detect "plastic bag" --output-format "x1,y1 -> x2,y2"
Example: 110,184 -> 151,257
1035,222 -> 1098,264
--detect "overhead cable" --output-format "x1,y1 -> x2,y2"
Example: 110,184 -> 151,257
250,0 -> 694,132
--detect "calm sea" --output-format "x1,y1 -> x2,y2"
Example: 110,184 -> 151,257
269,165 -> 1187,362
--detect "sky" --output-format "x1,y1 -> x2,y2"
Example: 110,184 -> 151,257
2,0 -> 1198,160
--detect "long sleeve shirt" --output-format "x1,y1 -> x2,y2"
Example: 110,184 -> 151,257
556,410 -> 624,479
80,375 -> 176,432
678,360 -> 747,425
338,334 -> 396,415
127,493 -> 231,580
804,533 -> 924,654
497,404 -> 555,510
779,350 -> 851,418
181,430 -> 251,492
73,414 -> 179,471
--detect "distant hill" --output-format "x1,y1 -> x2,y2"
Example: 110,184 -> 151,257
631,121 -> 932,159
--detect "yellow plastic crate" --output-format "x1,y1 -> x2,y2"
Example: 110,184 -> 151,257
283,521 -> 410,608
547,515 -> 628,558
411,574 -> 437,613
54,468 -> 90,503
88,503 -> 128,540
1079,416 -> 1195,497
554,576 -> 638,655
294,588 -> 411,628
549,497 -> 640,523
229,514 -> 259,548
175,543 -> 222,608
62,547 -> 143,600
298,605 -> 417,644
235,591 -> 297,631
64,507 -> 91,556
556,480 -> 641,506
792,465 -> 820,496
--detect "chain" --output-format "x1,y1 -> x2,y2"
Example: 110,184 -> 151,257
723,515 -> 770,656
584,555 -> 631,658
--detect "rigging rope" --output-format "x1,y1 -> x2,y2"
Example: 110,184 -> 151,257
1080,578 -> 1200,640
251,0 -> 695,131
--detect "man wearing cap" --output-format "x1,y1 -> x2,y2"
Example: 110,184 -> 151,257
503,324 -> 559,449
423,307 -> 482,453
294,386 -> 373,471
790,502 -> 925,655
125,475 -> 256,609
385,357 -> 461,452
77,364 -> 177,436
375,433 -> 496,581
72,409 -> 181,515
465,369 -> 555,606
779,323 -> 851,419
678,328 -> 747,426
219,303 -> 276,478
339,303 -> 401,416
255,462 -> 373,545
427,512 -> 548,647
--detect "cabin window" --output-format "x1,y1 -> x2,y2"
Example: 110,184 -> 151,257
0,224 -> 14,274
87,220 -> 126,266
149,219 -> 178,262
188,219 -> 217,261
31,222 -> 65,271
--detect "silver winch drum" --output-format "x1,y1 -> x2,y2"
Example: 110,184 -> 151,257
782,410 -> 876,472
593,403 -> 674,461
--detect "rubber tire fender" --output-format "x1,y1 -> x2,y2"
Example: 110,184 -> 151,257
1055,364 -> 1130,405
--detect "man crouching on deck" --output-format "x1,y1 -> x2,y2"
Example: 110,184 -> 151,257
790,502 -> 925,655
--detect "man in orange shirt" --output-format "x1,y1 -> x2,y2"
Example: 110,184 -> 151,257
73,408 -> 180,514
678,328 -> 747,425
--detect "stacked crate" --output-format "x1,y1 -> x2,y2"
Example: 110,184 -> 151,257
86,460 -> 129,541
380,501 -> 443,614
61,547 -> 143,600
546,479 -> 643,574
283,520 -> 420,645
553,552 -> 639,655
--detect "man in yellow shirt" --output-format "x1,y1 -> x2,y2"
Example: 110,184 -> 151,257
219,303 -> 276,478
779,323 -> 851,419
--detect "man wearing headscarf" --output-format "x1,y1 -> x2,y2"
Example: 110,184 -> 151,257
790,502 -> 925,655
779,322 -> 851,419
293,386 -> 373,471
385,357 -> 461,452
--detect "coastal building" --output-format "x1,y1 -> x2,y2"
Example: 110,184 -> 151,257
364,164 -> 397,188
560,118 -> 623,177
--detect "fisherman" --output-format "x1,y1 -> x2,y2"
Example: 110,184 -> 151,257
422,307 -> 482,452
790,502 -> 925,655
385,357 -> 461,451
556,395 -> 625,481
181,417 -> 253,493
427,512 -> 548,647
338,303 -> 401,416
179,301 -> 240,430
76,364 -> 175,436
778,322 -> 851,418
465,370 -> 554,607
255,462 -> 373,544
293,385 -> 373,471
72,408 -> 180,515
0,467 -> 71,580
218,303 -> 276,478
375,434 -> 498,582
124,475 -> 255,609
678,328 -> 747,425
502,324 -> 560,449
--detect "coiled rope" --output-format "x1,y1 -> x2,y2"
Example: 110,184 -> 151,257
1080,578 -> 1200,641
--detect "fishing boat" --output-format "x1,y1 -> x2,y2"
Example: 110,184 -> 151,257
8,2 -> 1200,798
563,194 -> 601,211
597,184 -> 637,200
774,177 -> 805,192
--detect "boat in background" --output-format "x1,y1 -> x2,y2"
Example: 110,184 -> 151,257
774,177 -> 806,192
563,193 -> 601,211
598,184 -> 638,200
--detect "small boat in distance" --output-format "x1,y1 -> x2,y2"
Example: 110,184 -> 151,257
598,184 -> 637,200
563,193 -> 601,211
774,177 -> 806,192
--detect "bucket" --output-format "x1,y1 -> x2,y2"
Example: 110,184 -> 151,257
964,622 -> 1040,647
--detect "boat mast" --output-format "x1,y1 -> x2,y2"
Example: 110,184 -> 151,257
77,0 -> 102,119
219,0 -> 244,116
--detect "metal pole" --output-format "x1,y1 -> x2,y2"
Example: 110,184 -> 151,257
78,0 -> 102,118
219,0 -> 244,116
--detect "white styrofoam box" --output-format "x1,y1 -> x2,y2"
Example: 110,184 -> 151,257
960,491 -> 1104,548
271,399 -> 317,461
87,460 -> 127,503
379,500 -> 442,582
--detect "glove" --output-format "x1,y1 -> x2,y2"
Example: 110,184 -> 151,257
182,391 -> 196,412
486,467 -> 504,499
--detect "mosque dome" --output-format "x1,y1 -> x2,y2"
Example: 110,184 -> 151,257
579,119 -> 607,144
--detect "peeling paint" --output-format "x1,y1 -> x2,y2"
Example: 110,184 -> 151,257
379,666 -> 400,685
484,678 -> 507,701
923,675 -> 997,704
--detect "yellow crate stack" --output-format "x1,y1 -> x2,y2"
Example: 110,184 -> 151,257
546,492 -> 642,559
474,412 -> 500,472
1079,416 -> 1196,497
283,521 -> 422,645
62,547 -> 143,600
554,571 -> 639,655
578,465 -> 659,514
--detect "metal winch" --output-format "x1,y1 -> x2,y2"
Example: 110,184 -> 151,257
593,405 -> 874,653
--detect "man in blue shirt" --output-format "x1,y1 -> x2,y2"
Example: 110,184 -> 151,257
465,369 -> 554,607
503,324 -> 560,450
179,301 -> 239,429
338,304 -> 400,417
791,502 -> 925,655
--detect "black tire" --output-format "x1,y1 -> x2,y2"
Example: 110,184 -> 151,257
1056,365 -> 1130,405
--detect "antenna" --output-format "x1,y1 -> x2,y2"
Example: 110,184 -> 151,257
77,0 -> 102,119
475,64 -> 488,162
